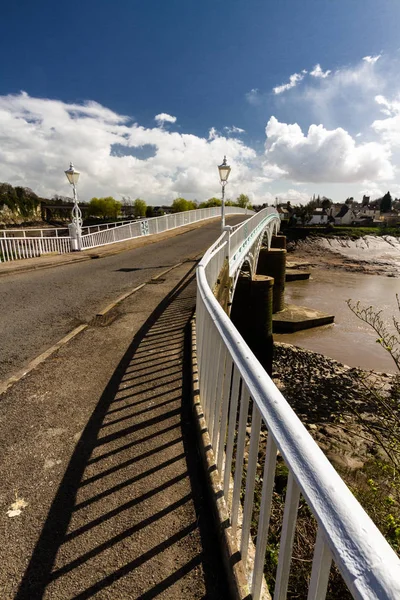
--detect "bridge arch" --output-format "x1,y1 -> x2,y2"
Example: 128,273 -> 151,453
228,209 -> 281,300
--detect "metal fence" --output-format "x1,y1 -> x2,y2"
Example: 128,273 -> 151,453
0,235 -> 71,262
195,211 -> 400,599
80,207 -> 250,250
0,207 -> 251,262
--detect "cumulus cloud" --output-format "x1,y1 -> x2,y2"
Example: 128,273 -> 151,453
289,55 -> 388,133
310,64 -> 331,78
264,116 -> 394,183
154,113 -> 177,125
273,72 -> 306,95
224,125 -> 245,135
0,92 -> 265,203
363,55 -> 381,64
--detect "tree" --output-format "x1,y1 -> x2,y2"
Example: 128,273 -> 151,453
88,197 -> 121,219
346,297 -> 400,469
146,206 -> 154,218
321,197 -> 332,210
171,198 -> 197,212
0,183 -> 42,219
199,197 -> 221,208
380,191 -> 393,213
236,194 -> 250,208
133,198 -> 147,218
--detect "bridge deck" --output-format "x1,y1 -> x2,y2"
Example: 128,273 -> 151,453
0,264 -> 227,599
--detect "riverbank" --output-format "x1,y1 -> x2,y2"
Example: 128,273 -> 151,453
273,342 -> 397,470
287,233 -> 400,277
268,342 -> 400,597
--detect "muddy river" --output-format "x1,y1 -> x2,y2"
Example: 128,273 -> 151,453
275,269 -> 400,373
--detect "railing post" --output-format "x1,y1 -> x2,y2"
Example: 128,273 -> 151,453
68,223 -> 82,251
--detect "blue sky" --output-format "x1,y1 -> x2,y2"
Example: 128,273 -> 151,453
1,0 -> 400,204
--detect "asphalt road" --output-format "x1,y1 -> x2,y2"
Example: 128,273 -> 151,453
0,216 -> 244,381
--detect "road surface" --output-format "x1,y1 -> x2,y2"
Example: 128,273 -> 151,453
0,216 -> 244,381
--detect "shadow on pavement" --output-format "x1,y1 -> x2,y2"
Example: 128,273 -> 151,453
15,265 -> 227,599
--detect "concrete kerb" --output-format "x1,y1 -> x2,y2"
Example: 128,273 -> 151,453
0,260 -> 191,397
0,324 -> 88,396
190,317 -> 271,600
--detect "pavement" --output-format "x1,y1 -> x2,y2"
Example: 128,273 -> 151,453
0,216 -> 245,382
0,261 -> 229,599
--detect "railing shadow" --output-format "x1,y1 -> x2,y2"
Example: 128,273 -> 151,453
15,265 -> 226,599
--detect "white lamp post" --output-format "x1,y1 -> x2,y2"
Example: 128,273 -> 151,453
218,156 -> 231,231
65,162 -> 82,251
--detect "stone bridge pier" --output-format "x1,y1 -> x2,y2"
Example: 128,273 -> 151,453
215,233 -> 287,376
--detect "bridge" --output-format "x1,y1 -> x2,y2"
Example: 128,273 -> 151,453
0,208 -> 399,599
0,206 -> 249,262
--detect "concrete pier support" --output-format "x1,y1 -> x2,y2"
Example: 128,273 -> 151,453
230,274 -> 274,375
271,234 -> 287,249
257,247 -> 286,313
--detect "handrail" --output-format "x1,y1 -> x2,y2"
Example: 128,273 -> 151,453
196,209 -> 400,599
0,206 -> 254,261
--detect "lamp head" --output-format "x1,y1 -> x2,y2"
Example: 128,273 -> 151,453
218,156 -> 231,183
65,162 -> 80,185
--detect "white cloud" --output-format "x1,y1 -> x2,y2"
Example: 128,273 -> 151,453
372,95 -> 400,147
208,127 -> 218,140
245,88 -> 260,105
154,113 -> 177,125
254,189 -> 311,207
0,92 -> 266,204
359,183 -> 384,200
310,64 -> 331,78
363,55 -> 381,64
264,116 -> 394,183
224,125 -> 245,135
273,72 -> 306,95
296,56 -> 387,132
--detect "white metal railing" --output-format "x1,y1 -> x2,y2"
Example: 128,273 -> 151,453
80,207 -> 251,250
196,210 -> 400,599
0,207 -> 252,261
0,235 -> 71,262
0,227 -> 70,238
0,219 -> 151,238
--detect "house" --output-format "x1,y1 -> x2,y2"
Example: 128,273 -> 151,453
380,212 -> 400,226
330,204 -> 357,225
309,207 -> 328,225
277,206 -> 290,220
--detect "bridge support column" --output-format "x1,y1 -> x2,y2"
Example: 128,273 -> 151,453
230,274 -> 274,375
257,247 -> 286,313
271,234 -> 287,249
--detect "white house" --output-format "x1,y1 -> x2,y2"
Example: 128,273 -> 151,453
309,208 -> 328,225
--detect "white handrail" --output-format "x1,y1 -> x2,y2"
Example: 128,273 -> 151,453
80,206 -> 253,250
0,206 -> 254,261
196,209 -> 400,599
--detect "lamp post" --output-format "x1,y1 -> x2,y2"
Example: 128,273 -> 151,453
218,156 -> 231,231
65,162 -> 82,251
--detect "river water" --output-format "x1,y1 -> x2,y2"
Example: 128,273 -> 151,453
274,269 -> 400,373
